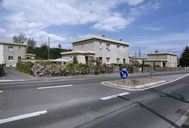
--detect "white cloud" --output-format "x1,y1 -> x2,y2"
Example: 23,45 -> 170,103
144,27 -> 163,31
92,15 -> 133,31
0,0 -> 164,48
0,28 -> 6,35
1,0 -> 147,34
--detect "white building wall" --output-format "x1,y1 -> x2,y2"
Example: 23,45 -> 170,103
73,40 -> 95,51
93,41 -> 129,64
73,40 -> 129,64
77,55 -> 86,64
0,45 -> 4,64
167,55 -> 177,67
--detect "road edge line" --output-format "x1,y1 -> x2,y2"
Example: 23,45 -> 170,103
0,110 -> 47,124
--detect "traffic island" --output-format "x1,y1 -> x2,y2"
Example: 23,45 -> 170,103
101,74 -> 189,91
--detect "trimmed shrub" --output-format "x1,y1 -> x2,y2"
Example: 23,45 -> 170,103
119,64 -> 134,73
16,61 -> 34,75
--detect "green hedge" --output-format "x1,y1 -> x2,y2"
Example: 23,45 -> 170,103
119,64 -> 134,73
0,64 -> 5,76
16,61 -> 34,75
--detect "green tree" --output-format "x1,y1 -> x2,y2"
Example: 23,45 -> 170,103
27,38 -> 36,53
58,43 -> 61,48
13,34 -> 27,44
179,46 -> 189,67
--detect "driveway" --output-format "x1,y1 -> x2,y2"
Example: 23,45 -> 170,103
0,67 -> 35,80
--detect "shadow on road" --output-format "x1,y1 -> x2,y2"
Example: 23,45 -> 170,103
149,88 -> 189,104
117,96 -> 181,128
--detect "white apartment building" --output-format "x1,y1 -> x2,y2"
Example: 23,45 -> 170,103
144,51 -> 177,67
67,35 -> 129,64
0,42 -> 26,67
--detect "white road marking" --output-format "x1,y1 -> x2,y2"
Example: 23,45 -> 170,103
0,90 -> 3,93
0,110 -> 47,124
0,79 -> 27,82
100,92 -> 129,100
37,84 -> 73,90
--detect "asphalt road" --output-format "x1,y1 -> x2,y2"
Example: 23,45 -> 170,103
0,72 -> 189,128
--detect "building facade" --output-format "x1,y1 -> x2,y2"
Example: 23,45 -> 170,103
71,35 -> 129,64
0,42 -> 26,67
144,52 -> 177,67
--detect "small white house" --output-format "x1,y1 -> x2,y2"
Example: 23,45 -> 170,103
144,51 -> 177,67
61,50 -> 95,64
0,42 -> 26,67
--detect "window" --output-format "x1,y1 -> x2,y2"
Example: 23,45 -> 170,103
8,46 -> 13,51
116,58 -> 120,64
106,57 -> 110,64
8,56 -> 13,61
117,45 -> 120,52
18,56 -> 21,61
106,44 -> 110,51
100,42 -> 102,50
123,58 -> 126,64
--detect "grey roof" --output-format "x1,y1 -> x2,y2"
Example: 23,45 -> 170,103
148,52 -> 177,56
72,35 -> 129,46
0,42 -> 26,46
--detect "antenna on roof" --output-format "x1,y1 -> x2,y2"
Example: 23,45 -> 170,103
120,39 -> 122,41
102,34 -> 105,37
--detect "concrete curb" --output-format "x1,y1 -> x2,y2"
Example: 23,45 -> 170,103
169,110 -> 189,128
101,73 -> 189,91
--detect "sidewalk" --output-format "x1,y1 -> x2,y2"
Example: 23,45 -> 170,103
0,67 -> 36,81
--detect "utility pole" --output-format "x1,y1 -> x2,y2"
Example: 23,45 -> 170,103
48,36 -> 50,60
139,50 -> 141,58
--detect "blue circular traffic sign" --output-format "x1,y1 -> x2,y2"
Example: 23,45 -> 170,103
120,68 -> 129,79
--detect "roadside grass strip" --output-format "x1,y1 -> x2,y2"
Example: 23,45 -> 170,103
0,110 -> 47,124
100,92 -> 129,100
37,84 -> 73,90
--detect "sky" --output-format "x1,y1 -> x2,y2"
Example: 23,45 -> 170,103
0,0 -> 189,57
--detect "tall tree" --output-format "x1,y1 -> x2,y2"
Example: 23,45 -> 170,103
179,46 -> 189,67
13,34 -> 27,44
27,38 -> 36,53
58,43 -> 61,48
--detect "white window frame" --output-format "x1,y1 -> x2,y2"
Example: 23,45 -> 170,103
117,45 -> 120,52
8,46 -> 13,52
116,58 -> 120,64
106,57 -> 110,64
106,44 -> 110,51
100,42 -> 102,50
8,56 -> 14,61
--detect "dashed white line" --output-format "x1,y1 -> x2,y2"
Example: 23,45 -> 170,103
100,92 -> 129,100
0,90 -> 3,93
37,84 -> 73,90
0,110 -> 47,124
